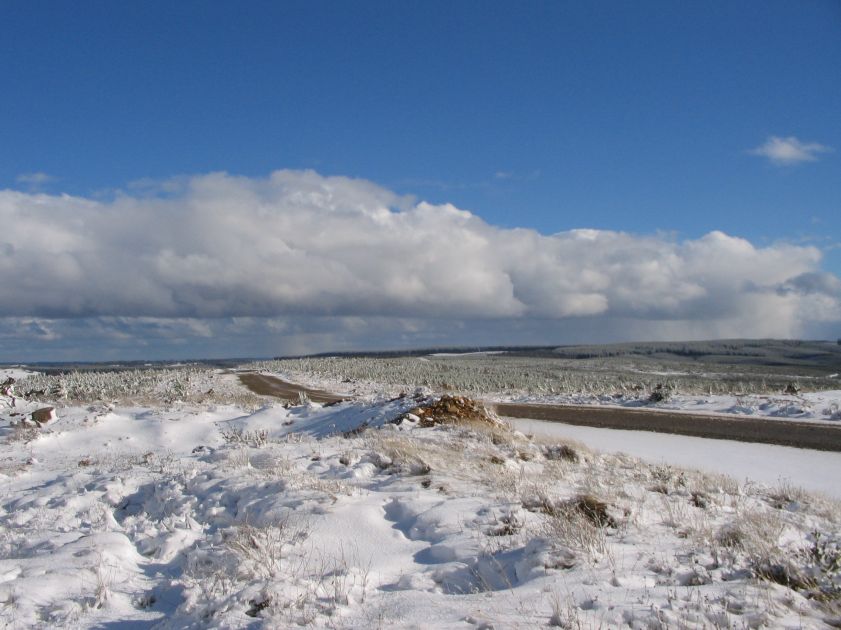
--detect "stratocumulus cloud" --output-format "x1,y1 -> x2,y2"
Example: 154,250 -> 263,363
0,170 -> 839,345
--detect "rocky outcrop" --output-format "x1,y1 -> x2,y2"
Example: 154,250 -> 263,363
31,407 -> 57,425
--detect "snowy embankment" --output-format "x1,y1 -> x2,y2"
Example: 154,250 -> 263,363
497,390 -> 841,424
510,419 -> 841,500
2,372 -> 841,628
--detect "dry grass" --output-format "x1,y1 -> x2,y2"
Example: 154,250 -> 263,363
225,519 -> 308,580
542,499 -> 612,560
219,427 -> 269,448
5,423 -> 41,444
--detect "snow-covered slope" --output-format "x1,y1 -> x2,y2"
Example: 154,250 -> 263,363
512,418 -> 841,500
2,388 -> 841,628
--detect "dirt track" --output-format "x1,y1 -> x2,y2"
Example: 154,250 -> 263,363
494,403 -> 841,452
237,372 -> 345,405
237,372 -> 841,452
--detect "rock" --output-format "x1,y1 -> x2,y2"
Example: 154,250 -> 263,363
31,407 -> 57,424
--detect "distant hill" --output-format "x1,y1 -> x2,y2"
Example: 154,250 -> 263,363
5,339 -> 840,375
543,339 -> 841,369
291,339 -> 841,373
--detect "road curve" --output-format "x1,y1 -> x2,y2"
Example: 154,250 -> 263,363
237,372 -> 345,405
494,403 -> 841,452
236,372 -> 841,452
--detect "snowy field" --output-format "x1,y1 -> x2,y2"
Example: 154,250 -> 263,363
2,368 -> 841,627
252,346 -> 841,403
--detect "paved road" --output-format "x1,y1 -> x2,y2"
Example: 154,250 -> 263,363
237,372 -> 345,405
236,372 -> 841,452
494,403 -> 841,452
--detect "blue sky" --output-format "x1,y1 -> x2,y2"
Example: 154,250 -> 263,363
1,1 -> 840,361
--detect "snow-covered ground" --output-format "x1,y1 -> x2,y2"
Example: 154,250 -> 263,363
2,373 -> 841,628
510,418 -> 841,500
429,351 -> 506,357
1,368 -> 39,382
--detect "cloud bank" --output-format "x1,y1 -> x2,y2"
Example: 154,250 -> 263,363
1,170 -> 839,359
749,136 -> 833,165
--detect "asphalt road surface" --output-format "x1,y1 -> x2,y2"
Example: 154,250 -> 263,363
494,403 -> 841,452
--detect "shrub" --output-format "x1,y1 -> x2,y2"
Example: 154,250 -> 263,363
648,384 -> 671,403
543,444 -> 578,463
225,520 -> 307,581
570,494 -> 616,528
219,427 -> 269,447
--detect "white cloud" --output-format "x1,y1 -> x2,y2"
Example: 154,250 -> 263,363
494,169 -> 540,181
748,136 -> 833,165
15,172 -> 56,188
0,169 -> 838,356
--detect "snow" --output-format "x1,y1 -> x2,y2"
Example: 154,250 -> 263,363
2,379 -> 841,627
509,418 -> 841,499
0,368 -> 39,382
429,351 -> 506,357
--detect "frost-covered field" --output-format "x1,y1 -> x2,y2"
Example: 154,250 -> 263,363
7,366 -> 263,408
2,368 -> 841,628
249,349 -> 841,398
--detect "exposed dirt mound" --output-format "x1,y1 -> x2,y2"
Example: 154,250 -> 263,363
398,395 -> 499,428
